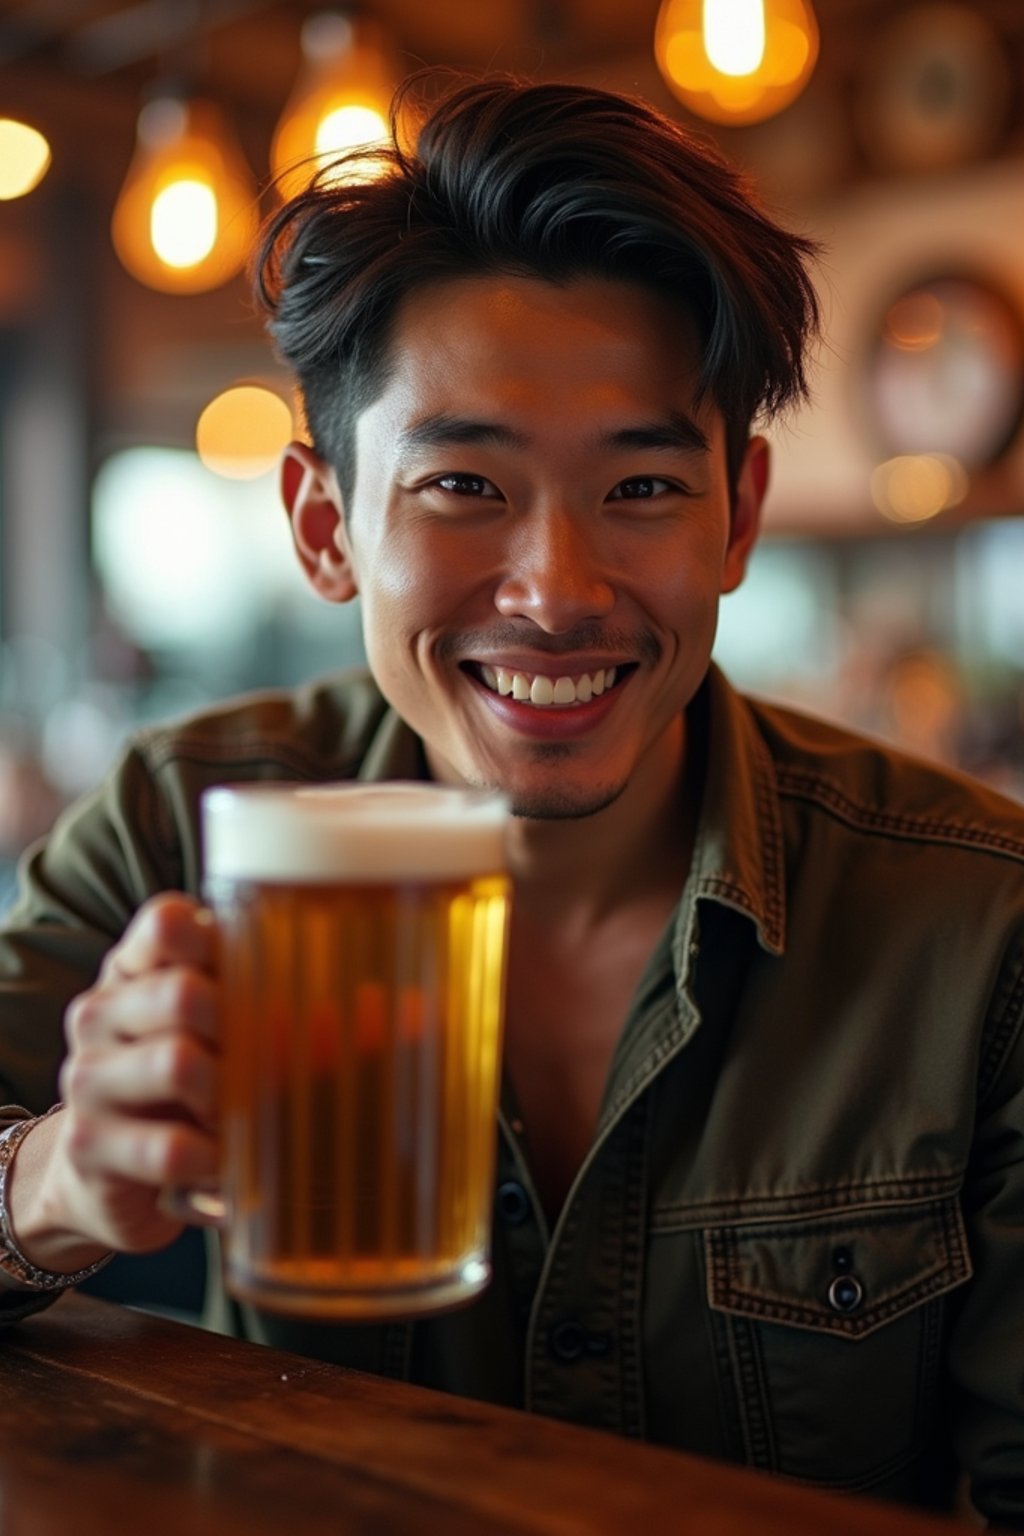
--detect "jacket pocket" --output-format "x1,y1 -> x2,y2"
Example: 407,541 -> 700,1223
704,1197 -> 972,1486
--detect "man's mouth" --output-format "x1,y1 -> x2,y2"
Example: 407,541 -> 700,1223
465,663 -> 628,708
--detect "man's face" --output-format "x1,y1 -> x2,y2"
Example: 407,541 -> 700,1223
303,274 -> 765,819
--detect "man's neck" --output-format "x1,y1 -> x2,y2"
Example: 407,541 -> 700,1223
502,717 -> 698,930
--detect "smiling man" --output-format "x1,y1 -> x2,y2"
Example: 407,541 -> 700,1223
288,276 -> 759,827
1,79 -> 1024,1525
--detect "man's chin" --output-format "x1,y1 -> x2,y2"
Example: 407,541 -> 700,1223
435,744 -> 627,821
507,781 -> 627,822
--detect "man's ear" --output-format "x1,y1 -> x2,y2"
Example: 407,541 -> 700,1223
721,435 -> 770,594
280,441 -> 358,603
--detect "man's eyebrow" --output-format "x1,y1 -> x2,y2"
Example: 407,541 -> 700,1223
600,414 -> 711,455
397,414 -> 529,453
395,411 -> 711,457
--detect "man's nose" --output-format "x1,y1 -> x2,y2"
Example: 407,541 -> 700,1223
493,509 -> 615,633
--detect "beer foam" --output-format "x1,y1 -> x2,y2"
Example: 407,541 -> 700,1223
202,782 -> 509,883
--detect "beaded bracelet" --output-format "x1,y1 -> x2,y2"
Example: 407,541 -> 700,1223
0,1107 -> 114,1292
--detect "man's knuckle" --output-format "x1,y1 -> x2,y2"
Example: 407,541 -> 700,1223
164,967 -> 204,1020
62,1109 -> 98,1164
174,972 -> 216,1032
58,1052 -> 89,1105
147,893 -> 197,948
156,1036 -> 197,1097
147,1126 -> 195,1185
64,988 -> 102,1044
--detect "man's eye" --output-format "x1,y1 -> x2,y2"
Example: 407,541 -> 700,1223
608,476 -> 675,501
434,473 -> 499,497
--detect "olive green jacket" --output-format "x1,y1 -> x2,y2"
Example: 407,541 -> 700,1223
2,665 -> 1023,1523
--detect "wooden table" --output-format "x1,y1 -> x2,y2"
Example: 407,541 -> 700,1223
0,1293 -> 967,1535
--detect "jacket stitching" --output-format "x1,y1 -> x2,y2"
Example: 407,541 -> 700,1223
703,1202 -> 971,1338
652,1170 -> 964,1227
751,732 -> 785,950
707,1260 -> 966,1337
619,1101 -> 649,1440
600,1003 -> 692,1132
707,1303 -> 748,1463
525,1179 -> 584,1415
145,738 -> 356,776
775,768 -> 1024,861
714,1245 -> 950,1318
696,878 -> 761,917
914,1288 -> 945,1448
722,1312 -> 760,1467
729,1315 -> 777,1469
691,737 -> 785,953
144,761 -> 182,865
977,946 -> 1024,1106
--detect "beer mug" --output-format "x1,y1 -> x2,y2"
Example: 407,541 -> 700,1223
173,781 -> 511,1320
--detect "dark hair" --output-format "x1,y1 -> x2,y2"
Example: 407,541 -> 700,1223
256,76 -> 821,506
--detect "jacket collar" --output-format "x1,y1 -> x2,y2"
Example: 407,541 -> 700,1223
356,703 -> 431,782
689,664 -> 786,957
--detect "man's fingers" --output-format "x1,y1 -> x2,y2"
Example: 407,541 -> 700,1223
98,892 -> 217,986
62,1109 -> 216,1191
59,1033 -> 219,1129
66,965 -> 219,1050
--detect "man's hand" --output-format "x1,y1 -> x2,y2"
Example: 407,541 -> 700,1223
8,893 -> 220,1271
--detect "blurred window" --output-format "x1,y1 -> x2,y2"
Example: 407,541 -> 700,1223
713,540 -> 839,694
91,447 -> 365,701
956,517 -> 1024,667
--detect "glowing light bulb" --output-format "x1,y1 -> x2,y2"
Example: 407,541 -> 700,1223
271,15 -> 405,199
112,97 -> 256,294
655,0 -> 818,125
315,103 -> 389,157
150,180 -> 218,267
703,0 -> 766,76
0,118 -> 52,200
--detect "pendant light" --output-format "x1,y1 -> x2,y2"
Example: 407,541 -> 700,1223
111,94 -> 258,294
271,12 -> 399,200
0,118 -> 52,200
654,0 -> 819,126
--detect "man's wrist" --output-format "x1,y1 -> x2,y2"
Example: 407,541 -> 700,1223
0,1110 -> 113,1292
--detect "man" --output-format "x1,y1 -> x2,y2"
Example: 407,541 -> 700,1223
1,78 -> 1023,1522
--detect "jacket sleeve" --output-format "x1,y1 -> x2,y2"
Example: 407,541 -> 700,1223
948,923 -> 1024,1528
0,742 -> 187,1114
0,674 -> 387,1115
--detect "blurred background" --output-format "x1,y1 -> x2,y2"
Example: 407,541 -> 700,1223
3,0 -> 1024,914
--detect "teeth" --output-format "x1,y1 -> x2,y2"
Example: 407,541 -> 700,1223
477,664 -> 622,708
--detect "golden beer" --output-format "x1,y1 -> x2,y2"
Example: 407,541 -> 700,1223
202,783 -> 510,1319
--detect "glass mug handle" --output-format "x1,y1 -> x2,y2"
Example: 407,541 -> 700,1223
158,1183 -> 227,1227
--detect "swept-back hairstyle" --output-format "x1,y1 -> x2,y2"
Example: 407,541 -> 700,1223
256,76 -> 821,505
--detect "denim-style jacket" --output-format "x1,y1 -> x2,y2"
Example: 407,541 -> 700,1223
1,664 -> 1023,1525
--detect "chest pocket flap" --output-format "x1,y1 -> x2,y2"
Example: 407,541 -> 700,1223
705,1197 -> 972,1340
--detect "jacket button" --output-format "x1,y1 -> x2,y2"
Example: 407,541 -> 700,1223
549,1321 -> 587,1361
827,1274 -> 864,1313
496,1180 -> 531,1225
